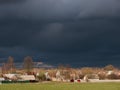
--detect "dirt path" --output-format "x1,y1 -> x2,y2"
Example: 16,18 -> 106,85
84,79 -> 120,83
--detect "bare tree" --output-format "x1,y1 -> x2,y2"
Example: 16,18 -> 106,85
23,56 -> 33,73
7,56 -> 15,73
2,63 -> 8,74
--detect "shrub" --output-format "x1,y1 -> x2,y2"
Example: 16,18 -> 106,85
98,73 -> 106,80
107,73 -> 119,79
104,65 -> 115,71
81,67 -> 94,76
37,72 -> 46,81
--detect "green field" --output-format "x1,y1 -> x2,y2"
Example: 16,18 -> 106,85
0,82 -> 120,90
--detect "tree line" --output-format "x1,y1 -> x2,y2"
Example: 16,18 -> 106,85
2,56 -> 33,74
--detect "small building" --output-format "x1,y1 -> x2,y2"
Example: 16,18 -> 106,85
3,74 -> 18,81
0,78 -> 5,81
84,74 -> 99,82
20,75 -> 35,81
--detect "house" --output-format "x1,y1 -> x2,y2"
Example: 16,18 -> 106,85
20,75 -> 35,81
0,78 -> 5,81
3,74 -> 18,80
83,74 -> 99,82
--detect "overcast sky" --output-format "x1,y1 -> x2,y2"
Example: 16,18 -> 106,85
0,0 -> 120,67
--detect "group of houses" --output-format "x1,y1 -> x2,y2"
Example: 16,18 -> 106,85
0,73 -> 36,83
0,63 -> 120,84
0,68 -> 120,84
1,56 -> 120,83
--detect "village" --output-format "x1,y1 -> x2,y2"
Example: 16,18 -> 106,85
0,56 -> 120,84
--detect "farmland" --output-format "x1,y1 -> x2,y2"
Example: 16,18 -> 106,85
0,82 -> 120,90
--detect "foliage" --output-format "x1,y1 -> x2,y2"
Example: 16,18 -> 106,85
106,74 -> 120,79
98,73 -> 106,80
2,56 -> 15,73
37,72 -> 46,81
104,65 -> 116,71
23,56 -> 33,73
80,67 -> 94,75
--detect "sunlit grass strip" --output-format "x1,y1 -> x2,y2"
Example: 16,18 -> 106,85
0,82 -> 120,90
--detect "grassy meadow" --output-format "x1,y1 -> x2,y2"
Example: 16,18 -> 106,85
0,82 -> 120,90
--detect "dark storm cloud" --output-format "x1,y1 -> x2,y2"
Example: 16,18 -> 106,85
0,0 -> 120,67
0,0 -> 25,4
0,0 -> 120,19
